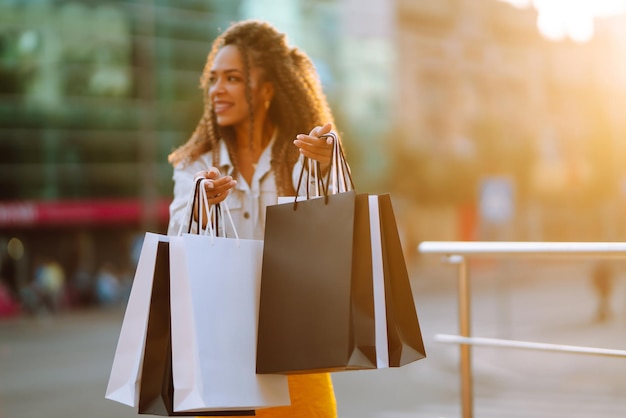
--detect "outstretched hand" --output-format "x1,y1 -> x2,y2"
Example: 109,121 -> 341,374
194,167 -> 237,206
293,122 -> 335,168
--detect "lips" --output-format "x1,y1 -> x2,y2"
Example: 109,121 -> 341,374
213,101 -> 233,114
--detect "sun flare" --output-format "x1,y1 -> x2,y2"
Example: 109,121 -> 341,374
501,0 -> 626,42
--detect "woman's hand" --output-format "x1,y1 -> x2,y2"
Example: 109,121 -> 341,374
194,167 -> 237,205
293,122 -> 335,170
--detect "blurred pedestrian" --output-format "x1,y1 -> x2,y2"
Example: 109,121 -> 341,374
0,251 -> 19,302
67,264 -> 95,307
0,251 -> 21,317
95,262 -> 121,307
32,256 -> 66,314
591,261 -> 613,322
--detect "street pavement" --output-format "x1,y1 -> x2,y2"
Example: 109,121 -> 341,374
1,258 -> 626,418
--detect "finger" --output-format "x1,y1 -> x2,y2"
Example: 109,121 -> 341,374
297,147 -> 331,164
205,167 -> 221,179
207,177 -> 236,195
202,179 -> 215,191
320,122 -> 332,135
208,189 -> 230,204
298,144 -> 331,156
294,135 -> 333,151
308,122 -> 332,138
194,168 -> 221,184
210,175 -> 231,187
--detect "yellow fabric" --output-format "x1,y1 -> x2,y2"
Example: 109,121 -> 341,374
203,373 -> 337,418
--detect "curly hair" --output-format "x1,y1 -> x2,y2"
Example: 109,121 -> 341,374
168,19 -> 336,196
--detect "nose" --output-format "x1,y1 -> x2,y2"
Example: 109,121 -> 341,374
209,77 -> 226,97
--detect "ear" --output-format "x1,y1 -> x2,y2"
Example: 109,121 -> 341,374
262,81 -> 275,103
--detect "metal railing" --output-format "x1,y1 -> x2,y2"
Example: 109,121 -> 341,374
417,241 -> 626,418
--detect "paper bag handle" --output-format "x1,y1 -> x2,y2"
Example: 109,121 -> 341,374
321,131 -> 354,194
197,178 -> 240,243
177,177 -> 205,236
292,132 -> 355,208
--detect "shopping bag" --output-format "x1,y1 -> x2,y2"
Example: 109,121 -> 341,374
168,183 -> 290,413
138,240 -> 255,416
107,179 -> 270,415
257,190 -> 378,374
105,232 -> 167,407
257,133 -> 425,374
369,194 -> 426,368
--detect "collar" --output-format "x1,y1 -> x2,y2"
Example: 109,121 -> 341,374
216,130 -> 278,178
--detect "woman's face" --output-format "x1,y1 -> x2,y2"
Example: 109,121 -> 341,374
208,44 -> 270,128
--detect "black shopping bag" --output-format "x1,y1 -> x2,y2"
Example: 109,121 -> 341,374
257,190 -> 377,374
138,241 -> 255,416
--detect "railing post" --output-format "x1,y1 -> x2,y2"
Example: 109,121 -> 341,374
446,255 -> 473,418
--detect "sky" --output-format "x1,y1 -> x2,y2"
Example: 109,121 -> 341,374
501,0 -> 626,41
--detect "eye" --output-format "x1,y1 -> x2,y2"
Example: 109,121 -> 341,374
208,76 -> 217,85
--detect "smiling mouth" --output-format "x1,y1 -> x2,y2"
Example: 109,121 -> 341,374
213,102 -> 232,113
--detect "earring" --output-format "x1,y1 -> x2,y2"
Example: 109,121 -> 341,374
264,100 -> 270,110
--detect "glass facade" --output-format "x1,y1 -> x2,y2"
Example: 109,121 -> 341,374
0,0 -> 244,204
0,0 -> 248,287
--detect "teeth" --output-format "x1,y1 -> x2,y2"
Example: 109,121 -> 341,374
213,103 -> 230,112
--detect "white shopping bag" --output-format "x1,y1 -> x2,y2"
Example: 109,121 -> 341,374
168,180 -> 289,412
105,232 -> 168,407
169,232 -> 290,412
368,195 -> 389,369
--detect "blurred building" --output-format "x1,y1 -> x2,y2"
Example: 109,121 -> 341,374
393,0 -> 626,243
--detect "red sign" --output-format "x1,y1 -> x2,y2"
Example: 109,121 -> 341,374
0,199 -> 171,227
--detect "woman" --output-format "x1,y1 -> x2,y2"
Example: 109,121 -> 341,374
167,19 -> 339,418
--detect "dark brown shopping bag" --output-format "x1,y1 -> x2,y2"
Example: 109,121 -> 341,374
257,190 -> 377,374
375,194 -> 426,366
139,241 -> 255,416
